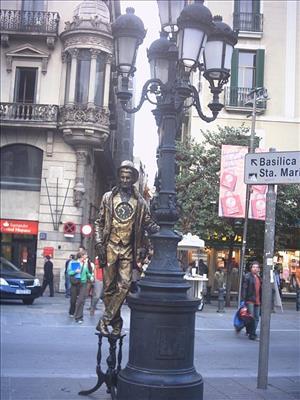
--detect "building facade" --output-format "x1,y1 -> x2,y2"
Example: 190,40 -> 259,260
0,0 -> 135,290
189,0 -> 300,286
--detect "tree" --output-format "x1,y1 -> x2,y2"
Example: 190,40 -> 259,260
175,125 -> 300,305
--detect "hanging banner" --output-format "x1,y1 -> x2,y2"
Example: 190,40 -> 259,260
218,145 -> 266,220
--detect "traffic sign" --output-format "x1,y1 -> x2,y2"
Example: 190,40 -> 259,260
244,151 -> 300,185
81,224 -> 93,236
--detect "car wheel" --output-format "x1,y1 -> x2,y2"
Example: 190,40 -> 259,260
23,298 -> 34,305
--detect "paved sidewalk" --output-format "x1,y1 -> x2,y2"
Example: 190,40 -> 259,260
1,294 -> 299,400
2,375 -> 299,399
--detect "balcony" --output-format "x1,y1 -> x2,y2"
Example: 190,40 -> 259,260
233,12 -> 263,36
0,102 -> 58,128
59,104 -> 110,149
224,87 -> 267,112
0,9 -> 60,48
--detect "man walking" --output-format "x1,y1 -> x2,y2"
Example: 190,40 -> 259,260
41,255 -> 54,297
241,261 -> 262,340
94,160 -> 159,337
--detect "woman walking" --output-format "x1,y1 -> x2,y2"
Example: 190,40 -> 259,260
71,251 -> 92,324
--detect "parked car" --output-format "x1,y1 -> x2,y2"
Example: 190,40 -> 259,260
0,257 -> 41,305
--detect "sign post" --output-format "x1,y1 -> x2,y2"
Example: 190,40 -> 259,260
244,149 -> 299,389
257,183 -> 276,389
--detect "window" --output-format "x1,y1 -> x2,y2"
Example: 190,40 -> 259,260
94,53 -> 106,106
75,50 -> 91,104
227,48 -> 265,108
233,0 -> 262,32
64,54 -> 71,104
21,0 -> 45,27
0,145 -> 43,191
14,67 -> 37,103
22,0 -> 45,12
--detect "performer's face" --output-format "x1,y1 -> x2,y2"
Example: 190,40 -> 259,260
119,170 -> 133,190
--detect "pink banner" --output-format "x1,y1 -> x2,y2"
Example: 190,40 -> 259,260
218,145 -> 266,220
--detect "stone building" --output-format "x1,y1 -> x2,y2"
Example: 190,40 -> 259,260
0,0 -> 134,290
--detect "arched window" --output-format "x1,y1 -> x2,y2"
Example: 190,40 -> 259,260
0,144 -> 43,191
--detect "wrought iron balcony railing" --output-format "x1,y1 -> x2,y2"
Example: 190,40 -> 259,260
0,9 -> 60,35
0,102 -> 59,124
233,12 -> 263,33
224,87 -> 267,111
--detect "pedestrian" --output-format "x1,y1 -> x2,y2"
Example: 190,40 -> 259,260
64,254 -> 74,298
214,267 -> 225,313
86,256 -> 95,310
90,256 -> 103,316
41,255 -> 54,297
67,253 -> 81,317
295,265 -> 300,312
94,160 -> 159,337
198,259 -> 208,276
73,251 -> 93,324
241,260 -> 262,340
271,265 -> 282,312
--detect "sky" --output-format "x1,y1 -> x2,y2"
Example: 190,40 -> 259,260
120,1 -> 161,187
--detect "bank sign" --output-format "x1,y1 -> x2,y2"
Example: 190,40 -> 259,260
244,151 -> 300,185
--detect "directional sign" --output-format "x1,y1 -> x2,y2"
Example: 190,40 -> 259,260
244,151 -> 300,185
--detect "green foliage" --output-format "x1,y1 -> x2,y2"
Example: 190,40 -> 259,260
175,125 -> 299,254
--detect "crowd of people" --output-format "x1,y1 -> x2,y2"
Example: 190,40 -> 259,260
39,251 -> 300,344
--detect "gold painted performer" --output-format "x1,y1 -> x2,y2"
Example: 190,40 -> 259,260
94,161 -> 159,337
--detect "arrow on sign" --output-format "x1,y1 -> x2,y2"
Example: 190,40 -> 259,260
251,159 -> 257,166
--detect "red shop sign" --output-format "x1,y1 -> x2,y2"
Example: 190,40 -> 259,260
43,247 -> 54,257
0,219 -> 39,235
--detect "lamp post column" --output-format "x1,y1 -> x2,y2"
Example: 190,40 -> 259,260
117,65 -> 203,400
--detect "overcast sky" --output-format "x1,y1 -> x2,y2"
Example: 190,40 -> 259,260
120,1 -> 161,187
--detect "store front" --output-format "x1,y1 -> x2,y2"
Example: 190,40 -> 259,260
0,219 -> 38,276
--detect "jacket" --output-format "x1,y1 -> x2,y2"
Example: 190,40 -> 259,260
241,272 -> 262,304
94,186 -> 158,263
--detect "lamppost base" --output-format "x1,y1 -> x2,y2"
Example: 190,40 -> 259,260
117,295 -> 203,400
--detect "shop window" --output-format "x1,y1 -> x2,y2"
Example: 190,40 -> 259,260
75,49 -> 91,104
0,144 -> 43,191
94,53 -> 106,106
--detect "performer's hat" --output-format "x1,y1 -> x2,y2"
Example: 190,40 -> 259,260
118,160 -> 139,183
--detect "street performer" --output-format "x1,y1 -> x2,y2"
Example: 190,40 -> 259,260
94,160 -> 159,337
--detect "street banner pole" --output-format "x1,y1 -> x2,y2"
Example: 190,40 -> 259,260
257,180 -> 277,389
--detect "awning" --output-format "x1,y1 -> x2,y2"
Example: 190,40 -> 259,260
178,233 -> 205,250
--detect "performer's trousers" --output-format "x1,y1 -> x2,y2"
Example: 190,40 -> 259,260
102,241 -> 133,329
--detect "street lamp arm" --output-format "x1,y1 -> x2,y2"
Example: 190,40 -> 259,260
191,85 -> 219,123
117,78 -> 164,114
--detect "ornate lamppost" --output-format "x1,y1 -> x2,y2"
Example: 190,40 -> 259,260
112,2 -> 237,399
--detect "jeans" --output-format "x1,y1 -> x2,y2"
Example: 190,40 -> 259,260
74,283 -> 88,322
91,280 -> 103,310
246,303 -> 260,336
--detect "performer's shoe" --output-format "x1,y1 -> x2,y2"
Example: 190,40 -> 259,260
96,319 -> 110,336
111,326 -> 122,338
111,319 -> 123,338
